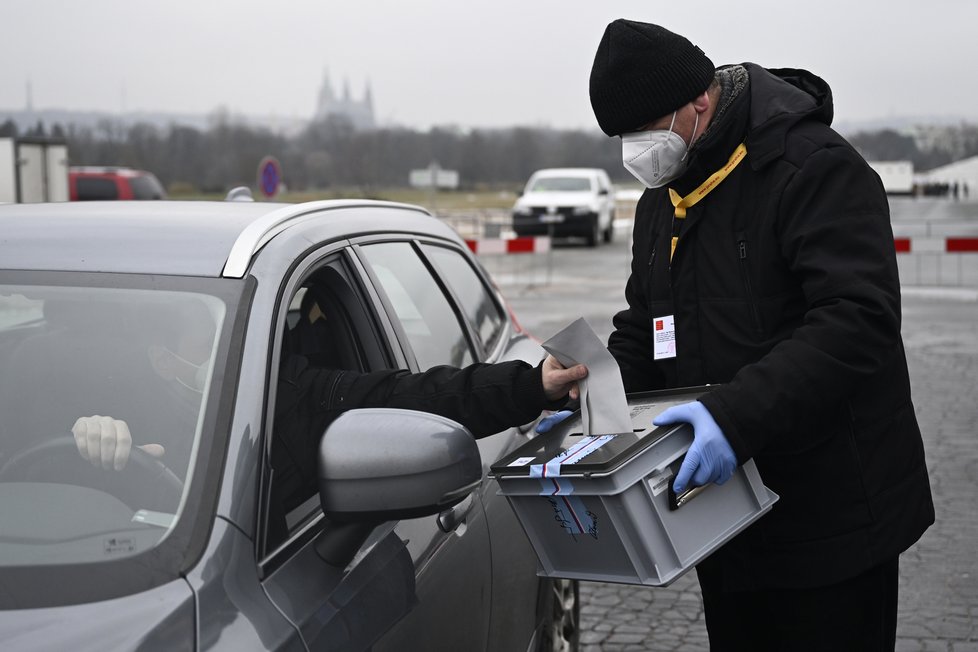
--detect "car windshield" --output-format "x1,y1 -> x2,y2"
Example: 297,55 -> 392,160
528,176 -> 592,192
0,278 -> 227,568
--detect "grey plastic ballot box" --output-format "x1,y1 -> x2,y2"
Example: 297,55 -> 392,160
489,386 -> 778,587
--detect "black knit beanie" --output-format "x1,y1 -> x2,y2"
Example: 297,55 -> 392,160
589,19 -> 716,137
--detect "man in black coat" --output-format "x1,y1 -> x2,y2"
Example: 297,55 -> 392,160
587,18 -> 934,650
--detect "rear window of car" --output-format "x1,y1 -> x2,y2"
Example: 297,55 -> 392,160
422,245 -> 504,355
75,177 -> 119,200
360,242 -> 475,369
528,176 -> 592,192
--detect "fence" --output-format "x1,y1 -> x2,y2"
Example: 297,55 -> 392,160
440,209 -> 554,287
438,197 -> 639,288
892,221 -> 978,287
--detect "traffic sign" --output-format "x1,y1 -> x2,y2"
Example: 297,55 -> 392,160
258,156 -> 282,198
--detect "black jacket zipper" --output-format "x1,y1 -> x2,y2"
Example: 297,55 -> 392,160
736,231 -> 763,334
645,243 -> 662,331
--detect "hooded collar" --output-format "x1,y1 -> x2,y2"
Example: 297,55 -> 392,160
744,63 -> 834,169
671,62 -> 834,193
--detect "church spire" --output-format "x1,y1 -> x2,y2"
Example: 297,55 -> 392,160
314,68 -> 375,130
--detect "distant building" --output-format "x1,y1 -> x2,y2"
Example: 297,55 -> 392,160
314,70 -> 375,130
867,160 -> 914,195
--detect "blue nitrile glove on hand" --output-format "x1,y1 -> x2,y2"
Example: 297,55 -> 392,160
536,410 -> 574,433
653,401 -> 737,494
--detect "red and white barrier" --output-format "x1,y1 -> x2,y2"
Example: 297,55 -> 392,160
892,234 -> 978,286
469,236 -> 978,255
465,236 -> 551,255
894,237 -> 978,253
467,236 -> 977,255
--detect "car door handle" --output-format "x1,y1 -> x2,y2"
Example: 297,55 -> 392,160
437,493 -> 475,533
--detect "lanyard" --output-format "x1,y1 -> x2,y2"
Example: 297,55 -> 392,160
667,142 -> 748,261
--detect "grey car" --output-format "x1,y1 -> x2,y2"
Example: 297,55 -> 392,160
0,199 -> 579,651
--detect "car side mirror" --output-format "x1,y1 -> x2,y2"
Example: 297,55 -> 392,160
315,408 -> 482,567
598,188 -> 609,195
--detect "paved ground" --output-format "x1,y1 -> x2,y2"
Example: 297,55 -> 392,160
497,230 -> 978,651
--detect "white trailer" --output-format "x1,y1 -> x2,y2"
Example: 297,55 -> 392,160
0,137 -> 69,203
867,160 -> 914,195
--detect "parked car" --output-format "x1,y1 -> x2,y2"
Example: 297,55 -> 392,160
512,168 -> 615,247
0,199 -> 579,651
69,166 -> 167,201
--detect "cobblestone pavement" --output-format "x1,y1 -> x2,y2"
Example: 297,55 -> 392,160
501,241 -> 978,650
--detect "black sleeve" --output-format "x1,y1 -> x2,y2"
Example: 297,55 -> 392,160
271,354 -> 553,511
275,353 -> 553,455
329,360 -> 553,438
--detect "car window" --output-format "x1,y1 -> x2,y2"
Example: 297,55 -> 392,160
360,242 -> 474,369
528,176 -> 592,192
129,174 -> 167,200
265,256 -> 391,552
421,244 -> 504,356
75,177 -> 118,200
0,281 -> 226,565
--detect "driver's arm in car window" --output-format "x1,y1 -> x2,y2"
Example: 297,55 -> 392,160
270,352 -> 585,518
271,292 -> 587,519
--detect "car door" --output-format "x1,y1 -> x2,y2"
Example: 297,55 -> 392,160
257,248 -> 426,652
418,241 -> 550,651
353,238 -> 494,652
259,239 -> 494,652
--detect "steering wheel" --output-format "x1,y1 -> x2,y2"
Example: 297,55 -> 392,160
0,436 -> 184,513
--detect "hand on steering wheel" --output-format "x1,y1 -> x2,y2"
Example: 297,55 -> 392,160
71,415 -> 165,471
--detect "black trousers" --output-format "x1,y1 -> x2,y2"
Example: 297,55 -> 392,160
697,557 -> 899,652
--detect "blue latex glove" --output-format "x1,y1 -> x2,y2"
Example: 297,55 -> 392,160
653,401 -> 737,494
535,410 -> 574,433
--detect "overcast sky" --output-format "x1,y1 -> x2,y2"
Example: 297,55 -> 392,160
2,0 -> 976,131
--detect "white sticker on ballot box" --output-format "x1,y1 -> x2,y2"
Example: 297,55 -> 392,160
653,315 -> 677,360
647,468 -> 674,496
508,456 -> 536,467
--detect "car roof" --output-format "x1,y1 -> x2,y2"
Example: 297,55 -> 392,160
530,168 -> 605,177
69,167 -> 155,178
0,200 -> 443,278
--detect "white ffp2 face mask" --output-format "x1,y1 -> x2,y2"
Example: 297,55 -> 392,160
621,110 -> 698,189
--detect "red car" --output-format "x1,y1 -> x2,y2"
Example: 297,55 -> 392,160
69,166 -> 167,200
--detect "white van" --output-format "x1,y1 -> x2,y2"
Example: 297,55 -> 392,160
511,168 -> 615,247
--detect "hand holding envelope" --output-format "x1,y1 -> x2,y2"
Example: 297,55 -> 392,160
541,317 -> 632,436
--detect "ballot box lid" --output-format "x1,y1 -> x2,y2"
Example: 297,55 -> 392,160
490,385 -> 711,478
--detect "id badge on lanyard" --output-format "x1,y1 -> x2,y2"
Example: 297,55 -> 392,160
653,315 -> 676,360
